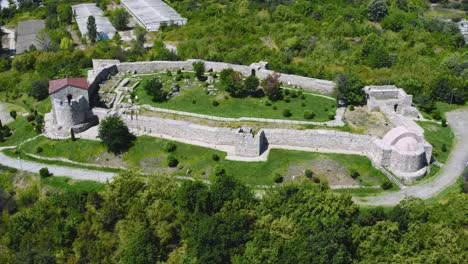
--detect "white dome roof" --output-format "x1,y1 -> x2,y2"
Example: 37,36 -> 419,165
394,137 -> 419,152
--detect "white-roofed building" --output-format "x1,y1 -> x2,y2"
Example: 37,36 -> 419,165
121,0 -> 187,31
72,3 -> 116,41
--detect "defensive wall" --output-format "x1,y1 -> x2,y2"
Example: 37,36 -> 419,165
89,59 -> 336,94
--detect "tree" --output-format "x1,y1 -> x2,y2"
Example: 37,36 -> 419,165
368,0 -> 388,22
134,25 -> 146,48
262,73 -> 282,101
98,115 -> 135,153
192,61 -> 205,81
143,77 -> 168,102
244,75 -> 259,95
111,8 -> 129,31
57,4 -> 73,25
87,16 -> 97,43
220,68 -> 245,97
29,79 -> 49,101
334,73 -> 365,106
361,34 -> 392,68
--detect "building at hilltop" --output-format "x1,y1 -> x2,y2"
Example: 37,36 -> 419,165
45,78 -> 98,136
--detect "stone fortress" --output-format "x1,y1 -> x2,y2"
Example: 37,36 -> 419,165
45,59 -> 433,182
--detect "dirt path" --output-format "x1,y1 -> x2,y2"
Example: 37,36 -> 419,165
354,109 -> 468,206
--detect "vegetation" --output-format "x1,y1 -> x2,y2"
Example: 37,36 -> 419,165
417,121 -> 454,163
98,115 -> 136,154
0,170 -> 466,263
86,15 -> 97,43
135,72 -> 336,121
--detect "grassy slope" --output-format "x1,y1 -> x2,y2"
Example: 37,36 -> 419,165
133,72 -> 336,122
417,121 -> 454,163
0,117 -> 38,147
19,135 -> 389,189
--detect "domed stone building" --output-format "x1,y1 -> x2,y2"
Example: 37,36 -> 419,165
374,126 -> 432,181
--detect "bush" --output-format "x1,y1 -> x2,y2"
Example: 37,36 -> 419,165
36,147 -> 43,153
433,111 -> 442,120
301,103 -> 306,107
284,97 -> 291,103
441,144 -> 447,152
192,99 -> 196,104
212,154 -> 220,161
214,166 -> 226,176
304,169 -> 313,178
328,114 -> 335,120
312,177 -> 321,183
304,111 -> 315,119
282,109 -> 292,117
349,105 -> 355,111
272,106 -> 277,110
441,119 -> 447,127
300,94 -> 305,99
283,89 -> 290,96
265,101 -> 272,106
212,100 -> 219,106
381,181 -> 393,190
274,173 -> 283,183
26,115 -> 35,122
9,111 -> 17,120
39,167 -> 52,178
167,155 -> 179,167
164,142 -> 177,152
30,79 -> 49,101
350,170 -> 360,179
98,115 -> 136,153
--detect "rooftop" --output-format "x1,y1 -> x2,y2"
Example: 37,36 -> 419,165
49,78 -> 89,94
72,3 -> 116,40
121,0 -> 187,31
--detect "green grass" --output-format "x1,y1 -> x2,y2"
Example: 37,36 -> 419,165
133,72 -> 337,122
19,136 -> 108,164
19,135 -> 391,191
417,121 -> 454,163
41,176 -> 106,193
0,117 -> 38,147
420,102 -> 468,120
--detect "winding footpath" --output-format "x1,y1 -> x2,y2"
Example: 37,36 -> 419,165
0,147 -> 115,183
354,109 -> 468,206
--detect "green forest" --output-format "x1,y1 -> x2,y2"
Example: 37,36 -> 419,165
0,169 -> 467,263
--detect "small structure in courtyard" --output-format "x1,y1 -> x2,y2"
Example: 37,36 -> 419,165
46,78 -> 98,136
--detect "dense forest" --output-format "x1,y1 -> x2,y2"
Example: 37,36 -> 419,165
0,170 -> 467,263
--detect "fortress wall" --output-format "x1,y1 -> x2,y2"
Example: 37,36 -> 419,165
53,96 -> 90,127
262,129 -> 376,154
124,115 -> 240,146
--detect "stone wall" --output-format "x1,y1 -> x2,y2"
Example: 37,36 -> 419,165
90,59 -> 336,94
52,96 -> 90,128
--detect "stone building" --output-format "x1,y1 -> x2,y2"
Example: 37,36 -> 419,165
364,85 -> 420,118
47,78 -> 97,136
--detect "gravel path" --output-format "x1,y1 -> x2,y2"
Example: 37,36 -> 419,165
0,147 -> 115,182
354,109 -> 468,206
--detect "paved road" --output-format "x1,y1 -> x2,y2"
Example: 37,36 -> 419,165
354,109 -> 468,206
0,147 -> 115,182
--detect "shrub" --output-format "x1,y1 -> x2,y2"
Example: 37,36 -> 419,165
441,144 -> 447,152
36,147 -> 43,153
192,99 -> 196,104
304,111 -> 315,119
328,114 -> 335,120
284,89 -> 290,95
284,97 -> 291,103
164,142 -> 177,152
305,169 -> 313,178
272,106 -> 277,110
212,154 -> 220,161
265,101 -> 272,106
274,173 -> 283,183
98,115 -> 136,153
312,177 -> 321,183
349,105 -> 355,111
300,94 -> 305,99
291,91 -> 298,98
214,166 -> 226,176
26,115 -> 35,122
167,155 -> 179,167
381,181 -> 393,190
282,109 -> 292,117
324,108 -> 328,112
9,111 -> 17,119
212,100 -> 219,106
301,103 -> 306,107
30,79 -> 49,101
39,167 -> 52,178
350,170 -> 360,179
433,111 -> 442,120
166,70 -> 172,76
441,119 -> 447,127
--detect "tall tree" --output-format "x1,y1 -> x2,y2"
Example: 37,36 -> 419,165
98,115 -> 135,153
87,15 -> 97,43
111,8 -> 129,30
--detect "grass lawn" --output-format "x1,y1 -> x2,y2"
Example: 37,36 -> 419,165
41,176 -> 106,193
417,121 -> 454,163
0,117 -> 38,147
21,135 -> 392,193
419,101 -> 468,120
133,72 -> 337,122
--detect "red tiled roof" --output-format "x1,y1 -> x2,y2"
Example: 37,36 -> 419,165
48,78 -> 89,94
